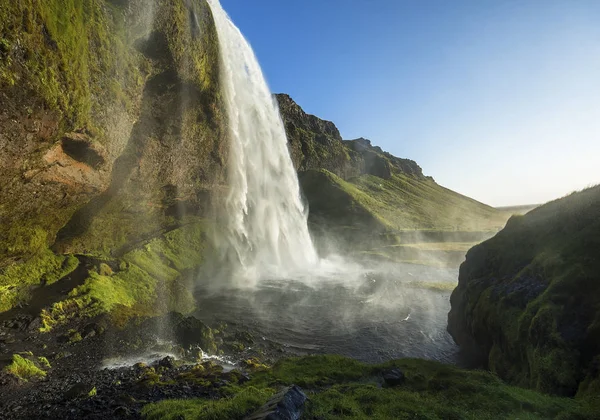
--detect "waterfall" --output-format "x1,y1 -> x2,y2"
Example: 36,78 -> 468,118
207,0 -> 319,283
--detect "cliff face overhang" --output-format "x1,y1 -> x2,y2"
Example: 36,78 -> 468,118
0,0 -> 227,314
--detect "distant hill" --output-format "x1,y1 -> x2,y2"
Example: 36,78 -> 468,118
276,94 -> 511,248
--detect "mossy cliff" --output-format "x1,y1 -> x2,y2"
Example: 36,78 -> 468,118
0,0 -> 226,314
448,185 -> 600,398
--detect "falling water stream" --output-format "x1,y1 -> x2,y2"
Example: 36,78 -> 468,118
198,0 -> 459,363
208,0 -> 319,285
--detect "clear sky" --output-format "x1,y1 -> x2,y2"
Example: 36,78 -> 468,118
220,0 -> 600,207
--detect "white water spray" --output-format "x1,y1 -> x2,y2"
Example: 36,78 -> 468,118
208,0 -> 319,283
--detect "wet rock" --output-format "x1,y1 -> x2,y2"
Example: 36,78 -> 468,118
246,385 -> 307,420
157,356 -> 175,369
171,314 -> 217,353
113,406 -> 132,417
235,331 -> 255,344
82,323 -> 103,339
382,368 -> 406,386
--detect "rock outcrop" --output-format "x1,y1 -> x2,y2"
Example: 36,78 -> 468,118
448,185 -> 600,397
276,94 -> 424,181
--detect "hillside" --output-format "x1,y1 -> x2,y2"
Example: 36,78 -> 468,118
277,94 -> 510,263
448,185 -> 600,397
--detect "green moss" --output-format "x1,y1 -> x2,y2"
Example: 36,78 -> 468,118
0,249 -> 79,313
0,0 -> 141,128
141,386 -> 273,420
37,356 -> 51,369
450,185 -> 600,397
40,223 -> 207,331
3,354 -> 47,381
67,329 -> 83,343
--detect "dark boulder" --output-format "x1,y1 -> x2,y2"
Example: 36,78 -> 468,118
172,314 -> 217,354
382,368 -> 406,386
245,385 -> 307,420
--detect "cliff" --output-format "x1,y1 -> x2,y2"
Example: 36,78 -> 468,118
448,185 -> 600,397
276,93 -> 424,180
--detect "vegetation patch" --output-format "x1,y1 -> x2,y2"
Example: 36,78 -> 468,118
449,185 -> 600,397
40,223 -> 207,331
142,386 -> 272,420
141,355 -> 595,420
3,354 -> 48,382
0,248 -> 79,313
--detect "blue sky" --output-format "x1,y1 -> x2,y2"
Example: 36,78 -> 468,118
220,0 -> 600,206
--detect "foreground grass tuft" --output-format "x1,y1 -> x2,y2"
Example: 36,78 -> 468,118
4,354 -> 47,381
142,386 -> 272,420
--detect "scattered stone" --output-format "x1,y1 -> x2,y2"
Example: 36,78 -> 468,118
245,385 -> 307,420
27,317 -> 42,332
64,382 -> 96,400
235,331 -> 255,344
382,368 -> 406,386
82,323 -> 101,339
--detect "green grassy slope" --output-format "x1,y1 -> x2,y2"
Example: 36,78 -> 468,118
301,169 -> 509,238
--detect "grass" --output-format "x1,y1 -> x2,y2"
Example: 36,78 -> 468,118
141,355 -> 596,420
0,249 -> 79,313
302,169 -> 509,233
393,242 -> 477,252
3,354 -> 48,381
142,386 -> 273,420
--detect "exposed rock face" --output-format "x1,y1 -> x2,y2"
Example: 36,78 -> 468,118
276,93 -> 360,179
276,94 -> 424,181
344,137 -> 424,179
448,185 -> 600,397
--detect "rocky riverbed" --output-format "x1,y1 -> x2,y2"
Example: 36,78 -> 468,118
0,310 -> 290,420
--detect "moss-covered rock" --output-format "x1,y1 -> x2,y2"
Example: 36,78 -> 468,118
448,185 -> 600,397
